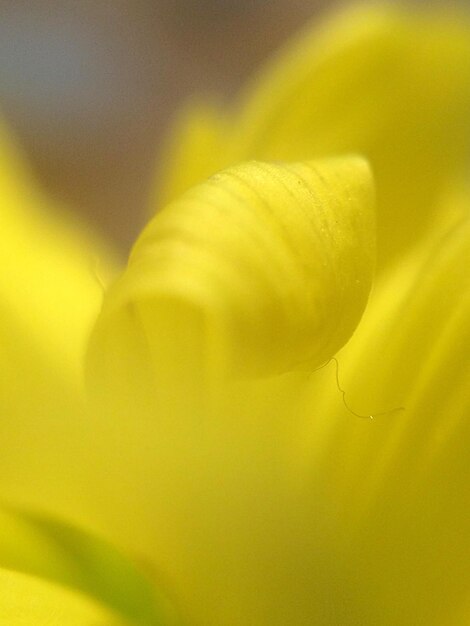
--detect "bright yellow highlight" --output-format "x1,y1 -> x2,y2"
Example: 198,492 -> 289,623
0,568 -> 120,626
0,4 -> 469,626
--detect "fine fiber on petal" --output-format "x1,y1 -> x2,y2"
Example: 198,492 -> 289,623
293,212 -> 470,624
161,4 -> 470,266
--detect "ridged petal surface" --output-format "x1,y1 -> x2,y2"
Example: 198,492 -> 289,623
161,5 -> 470,266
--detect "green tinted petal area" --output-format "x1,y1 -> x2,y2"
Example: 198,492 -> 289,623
163,5 -> 470,265
0,507 -> 178,626
0,125 -> 117,517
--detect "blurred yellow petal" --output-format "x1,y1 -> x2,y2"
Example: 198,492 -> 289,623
162,4 -> 470,265
0,123 -> 116,372
290,212 -> 470,624
157,99 -> 228,208
2,2 -> 468,624
0,507 -> 175,625
0,123 -> 118,521
0,569 -> 123,626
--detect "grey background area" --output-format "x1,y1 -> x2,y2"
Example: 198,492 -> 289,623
0,0 -> 457,251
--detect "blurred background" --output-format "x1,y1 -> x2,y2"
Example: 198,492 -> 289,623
0,0 -> 341,252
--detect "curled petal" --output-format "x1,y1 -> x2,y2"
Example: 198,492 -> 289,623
90,156 -> 374,385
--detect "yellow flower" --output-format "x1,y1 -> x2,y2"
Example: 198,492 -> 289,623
0,4 -> 469,625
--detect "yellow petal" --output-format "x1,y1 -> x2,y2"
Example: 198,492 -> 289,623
292,212 -> 470,624
163,4 -> 470,265
0,123 -> 118,522
0,507 -> 175,625
157,99 -> 228,207
0,568 -> 123,626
